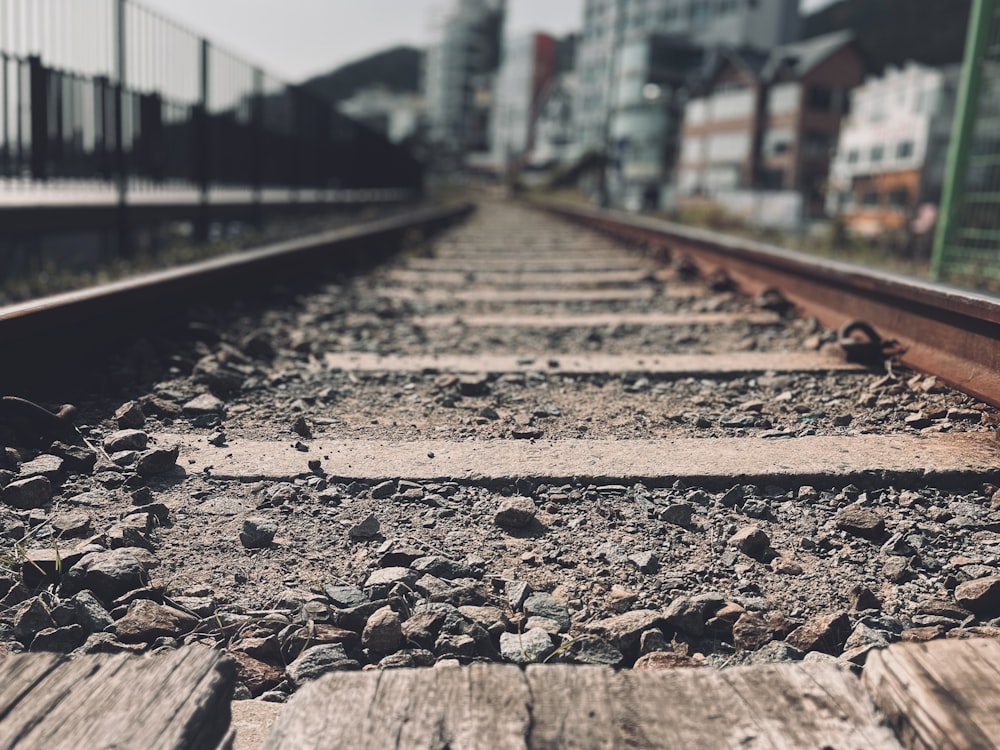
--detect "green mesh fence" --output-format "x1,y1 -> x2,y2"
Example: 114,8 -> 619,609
933,0 -> 1000,282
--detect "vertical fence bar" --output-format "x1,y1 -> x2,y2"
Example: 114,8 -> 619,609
932,0 -> 995,279
115,0 -> 129,255
195,36 -> 209,240
28,55 -> 47,180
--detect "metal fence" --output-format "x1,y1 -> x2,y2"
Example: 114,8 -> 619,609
932,0 -> 1000,282
0,0 -> 422,213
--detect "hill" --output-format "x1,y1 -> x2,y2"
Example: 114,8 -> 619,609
303,46 -> 424,104
802,0 -> 971,72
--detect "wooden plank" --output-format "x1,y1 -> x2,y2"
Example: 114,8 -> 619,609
263,665 -> 531,749
167,432 -> 1000,487
381,269 -> 654,288
384,287 -> 674,304
263,663 -> 902,749
411,312 -> 781,328
0,647 -> 234,750
323,351 -> 861,376
864,639 -> 1000,750
525,665 -> 619,748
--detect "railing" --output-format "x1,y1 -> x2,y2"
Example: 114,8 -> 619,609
0,0 -> 422,231
933,0 -> 1000,283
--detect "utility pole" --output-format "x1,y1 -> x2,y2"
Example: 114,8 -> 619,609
597,0 -> 625,208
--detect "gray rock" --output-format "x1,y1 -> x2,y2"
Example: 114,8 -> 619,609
506,580 -> 532,611
103,430 -> 149,453
747,641 -> 805,664
60,549 -> 150,605
68,591 -> 115,634
240,517 -> 277,549
663,594 -> 724,638
835,505 -> 886,540
561,637 -> 624,666
499,628 -> 554,664
182,394 -> 225,415
628,551 -> 659,573
18,455 -> 64,480
785,612 -> 851,655
136,446 -> 179,475
659,503 -> 693,527
411,556 -> 479,581
114,401 -> 146,430
494,496 -> 536,529
52,510 -> 94,538
585,610 -> 662,653
370,480 -> 396,500
378,649 -> 436,669
324,584 -> 369,609
363,567 -> 417,599
13,598 -> 56,645
349,514 -> 381,540
525,616 -> 563,634
883,557 -> 913,583
434,633 -> 477,660
523,593 -> 570,632
115,600 -> 199,643
286,643 -> 360,685
30,625 -> 86,653
728,526 -> 770,558
361,606 -> 403,654
2,476 -> 52,509
955,576 -> 1000,617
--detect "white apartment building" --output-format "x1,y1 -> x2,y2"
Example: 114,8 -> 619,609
423,0 -> 505,154
491,34 -> 556,166
827,62 -> 961,235
573,0 -> 800,151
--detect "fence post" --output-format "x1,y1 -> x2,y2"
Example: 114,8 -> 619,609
28,56 -> 48,181
931,0 -> 994,279
194,38 -> 210,242
114,0 -> 130,257
252,67 -> 263,227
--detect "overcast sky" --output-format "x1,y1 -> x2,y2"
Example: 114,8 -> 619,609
141,0 -> 839,83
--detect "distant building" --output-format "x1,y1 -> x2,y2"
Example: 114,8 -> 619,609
827,62 -> 961,236
423,0 -> 505,158
531,73 -> 579,168
338,87 -> 424,145
675,31 -> 865,227
573,0 -> 800,153
608,34 -> 707,211
491,33 -> 557,168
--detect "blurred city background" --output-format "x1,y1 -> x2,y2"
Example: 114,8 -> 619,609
0,0 -> 996,296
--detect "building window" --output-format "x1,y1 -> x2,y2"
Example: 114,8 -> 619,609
889,188 -> 910,208
807,86 -> 833,112
847,149 -> 860,164
862,190 -> 879,207
870,145 -> 884,163
690,0 -> 710,24
896,140 -> 914,159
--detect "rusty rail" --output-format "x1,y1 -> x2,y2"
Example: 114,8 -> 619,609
533,200 -> 1000,409
0,202 -> 474,397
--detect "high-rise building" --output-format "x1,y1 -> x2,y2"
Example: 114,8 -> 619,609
574,0 -> 800,151
423,0 -> 505,157
491,33 -> 557,166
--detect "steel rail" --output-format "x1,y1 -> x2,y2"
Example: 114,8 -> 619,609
0,201 -> 474,396
533,200 -> 1000,409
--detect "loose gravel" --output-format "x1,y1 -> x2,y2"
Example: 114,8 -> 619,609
1,201 -> 999,703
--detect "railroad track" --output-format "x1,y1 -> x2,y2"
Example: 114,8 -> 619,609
0,199 -> 998,748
